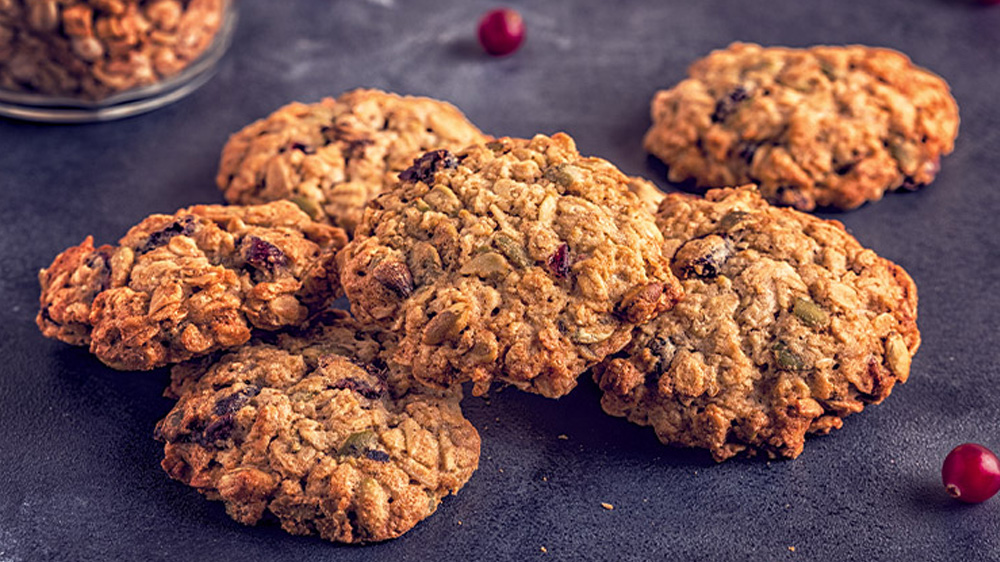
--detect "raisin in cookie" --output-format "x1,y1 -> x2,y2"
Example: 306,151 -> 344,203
644,43 -> 959,210
595,186 -> 919,461
37,201 -> 346,371
155,314 -> 480,544
339,134 -> 682,398
217,89 -> 488,234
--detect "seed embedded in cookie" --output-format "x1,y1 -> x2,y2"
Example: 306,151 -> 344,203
216,89 -> 489,234
36,201 -> 347,371
644,42 -> 960,210
156,313 -> 480,544
594,185 -> 920,461
338,133 -> 683,398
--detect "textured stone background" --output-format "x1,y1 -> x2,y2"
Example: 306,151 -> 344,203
1,0 -> 998,560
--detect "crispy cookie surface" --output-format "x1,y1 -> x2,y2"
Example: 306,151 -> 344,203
156,313 -> 480,544
644,43 -> 959,210
339,133 -> 682,398
37,201 -> 346,370
595,186 -> 920,460
217,89 -> 488,234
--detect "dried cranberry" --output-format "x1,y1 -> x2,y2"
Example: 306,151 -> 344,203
331,377 -> 385,400
213,386 -> 260,416
477,9 -> 525,57
197,414 -> 235,446
399,149 -> 458,184
365,450 -> 391,463
711,86 -> 749,123
547,243 -> 570,278
138,216 -> 195,255
737,142 -> 759,165
243,236 -> 287,271
943,443 -> 1000,503
289,142 -> 315,154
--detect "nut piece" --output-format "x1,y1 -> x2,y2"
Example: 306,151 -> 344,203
372,261 -> 414,297
422,308 -> 468,345
792,297 -> 829,328
672,235 -> 731,279
616,282 -> 679,324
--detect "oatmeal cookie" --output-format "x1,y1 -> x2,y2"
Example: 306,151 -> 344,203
155,313 -> 480,544
339,133 -> 682,398
644,43 -> 959,210
595,186 -> 920,460
37,201 -> 346,370
217,89 -> 488,234
627,176 -> 666,214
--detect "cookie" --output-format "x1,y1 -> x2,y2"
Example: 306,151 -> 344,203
627,176 -> 666,214
595,186 -> 920,460
155,313 -> 480,544
37,201 -> 346,370
217,89 -> 488,234
339,133 -> 682,398
644,43 -> 959,210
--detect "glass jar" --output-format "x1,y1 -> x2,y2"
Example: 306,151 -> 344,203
0,0 -> 236,122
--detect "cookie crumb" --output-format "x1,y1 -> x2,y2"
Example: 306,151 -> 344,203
788,546 -> 796,552
540,546 -> 547,553
557,434 -> 569,440
601,502 -> 614,510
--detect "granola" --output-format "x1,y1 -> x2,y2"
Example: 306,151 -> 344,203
0,0 -> 227,100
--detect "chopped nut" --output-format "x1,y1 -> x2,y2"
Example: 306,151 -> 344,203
289,196 -> 323,220
672,235 -> 731,279
422,308 -> 468,345
543,163 -> 577,187
459,251 -> 510,279
792,297 -> 829,328
773,340 -> 809,371
338,430 -> 379,457
571,324 -> 616,344
493,232 -> 531,268
372,261 -> 414,297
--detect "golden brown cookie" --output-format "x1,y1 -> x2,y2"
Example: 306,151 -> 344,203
217,89 -> 488,234
339,134 -> 682,398
155,313 -> 480,544
644,43 -> 959,210
37,201 -> 346,370
595,186 -> 920,460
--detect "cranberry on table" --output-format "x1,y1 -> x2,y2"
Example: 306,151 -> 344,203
477,8 -> 525,56
942,443 -> 1000,504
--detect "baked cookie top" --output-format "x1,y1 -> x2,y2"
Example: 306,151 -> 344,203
37,201 -> 346,371
155,314 -> 480,544
217,88 -> 488,234
339,133 -> 682,398
595,186 -> 920,461
627,176 -> 666,214
644,42 -> 959,210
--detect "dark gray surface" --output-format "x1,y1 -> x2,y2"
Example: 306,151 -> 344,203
1,0 -> 999,560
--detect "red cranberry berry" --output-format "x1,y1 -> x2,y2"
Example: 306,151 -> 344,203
477,8 -> 525,56
942,443 -> 1000,504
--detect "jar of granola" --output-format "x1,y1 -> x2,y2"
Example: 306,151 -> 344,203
0,0 -> 235,121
